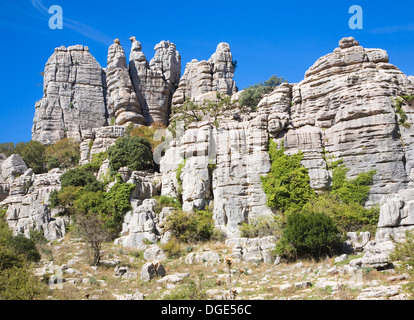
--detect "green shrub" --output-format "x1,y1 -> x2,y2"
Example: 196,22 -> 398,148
154,195 -> 182,214
161,237 -> 183,259
107,136 -> 153,173
390,230 -> 414,275
20,141 -> 47,174
6,234 -> 41,263
239,75 -> 285,111
45,138 -> 80,170
239,215 -> 281,238
49,190 -> 60,209
275,211 -> 342,261
389,230 -> 414,298
261,140 -> 316,213
165,208 -> 216,243
162,274 -> 210,300
73,180 -> 135,237
330,159 -> 376,205
60,167 -> 104,192
0,266 -> 50,300
302,194 -> 380,234
0,246 -> 26,270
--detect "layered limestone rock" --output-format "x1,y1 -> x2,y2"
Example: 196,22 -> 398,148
129,38 -> 181,125
257,37 -> 414,205
32,45 -> 107,144
171,42 -> 237,108
0,168 -> 66,240
79,126 -> 126,164
160,118 -> 273,238
115,199 -> 160,250
1,154 -> 28,184
106,39 -> 145,126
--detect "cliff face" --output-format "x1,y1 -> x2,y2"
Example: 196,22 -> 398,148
24,37 -> 414,241
32,45 -> 108,144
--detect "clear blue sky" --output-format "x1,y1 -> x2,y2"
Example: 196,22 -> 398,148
1,0 -> 414,143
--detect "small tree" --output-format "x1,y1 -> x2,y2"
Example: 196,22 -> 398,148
107,136 -> 153,173
45,138 -> 80,170
20,141 -> 47,174
239,75 -> 286,111
75,214 -> 110,266
275,211 -> 342,261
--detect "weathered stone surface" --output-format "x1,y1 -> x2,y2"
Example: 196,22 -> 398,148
106,39 -> 145,126
185,251 -> 222,265
143,245 -> 167,261
1,168 -> 66,240
129,38 -> 181,126
1,154 -> 28,184
141,261 -> 166,282
160,119 -> 272,237
115,199 -> 160,250
32,45 -> 107,144
258,37 -> 414,205
171,42 -> 237,109
376,186 -> 414,240
79,126 -> 125,164
225,236 -> 277,264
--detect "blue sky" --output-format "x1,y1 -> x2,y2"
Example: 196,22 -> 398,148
1,0 -> 414,143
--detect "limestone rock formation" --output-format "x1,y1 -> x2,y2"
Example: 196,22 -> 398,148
79,126 -> 126,164
106,39 -> 145,126
32,45 -> 107,144
129,37 -> 181,125
1,154 -> 28,184
0,168 -> 66,240
160,118 -> 273,237
171,42 -> 237,109
258,37 -> 414,206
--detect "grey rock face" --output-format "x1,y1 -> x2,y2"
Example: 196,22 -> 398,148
160,119 -> 273,238
79,126 -> 126,165
171,42 -> 237,109
129,38 -> 181,126
115,199 -> 160,250
376,185 -> 414,241
106,39 -> 145,126
258,37 -> 414,205
32,45 -> 107,145
0,168 -> 66,240
225,236 -> 278,264
1,154 -> 28,184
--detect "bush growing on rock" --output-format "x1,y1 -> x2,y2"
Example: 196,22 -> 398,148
261,140 -> 316,213
165,208 -> 217,244
45,138 -> 80,170
107,136 -> 153,173
389,229 -> 414,297
275,211 -> 342,261
60,167 -> 104,192
238,75 -> 285,111
20,140 -> 47,174
0,219 -> 48,300
239,215 -> 282,238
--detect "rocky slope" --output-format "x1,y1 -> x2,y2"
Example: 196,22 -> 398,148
0,37 -> 408,283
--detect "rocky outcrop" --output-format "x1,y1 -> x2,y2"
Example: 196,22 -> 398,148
1,154 -> 28,184
0,168 -> 66,240
79,126 -> 126,164
258,37 -> 414,205
115,199 -> 160,250
106,39 -> 145,126
129,38 -> 181,126
171,42 -> 237,109
32,45 -> 108,144
160,118 -> 273,238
